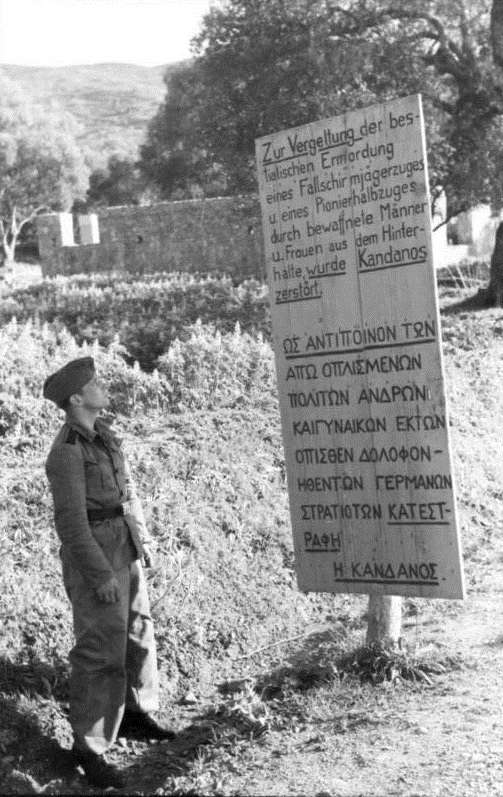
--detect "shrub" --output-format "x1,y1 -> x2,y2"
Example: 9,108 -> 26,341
0,319 -> 341,696
157,320 -> 276,411
0,272 -> 271,370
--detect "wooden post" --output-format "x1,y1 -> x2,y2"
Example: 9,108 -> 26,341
366,595 -> 402,646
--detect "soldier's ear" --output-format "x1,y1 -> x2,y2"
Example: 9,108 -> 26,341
68,392 -> 83,407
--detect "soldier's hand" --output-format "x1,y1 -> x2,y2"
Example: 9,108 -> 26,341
95,576 -> 120,603
142,544 -> 156,569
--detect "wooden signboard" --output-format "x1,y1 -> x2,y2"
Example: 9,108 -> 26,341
255,95 -> 465,599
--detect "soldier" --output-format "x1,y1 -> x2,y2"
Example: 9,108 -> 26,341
43,356 -> 174,789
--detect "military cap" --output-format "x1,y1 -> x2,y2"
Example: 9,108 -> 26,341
43,356 -> 95,405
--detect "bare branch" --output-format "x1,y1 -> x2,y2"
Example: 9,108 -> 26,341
17,218 -> 33,235
422,48 -> 466,81
10,206 -> 18,239
330,3 -> 467,79
17,205 -> 48,234
330,4 -> 447,42
386,7 -> 466,66
433,204 -> 470,231
391,9 -> 449,46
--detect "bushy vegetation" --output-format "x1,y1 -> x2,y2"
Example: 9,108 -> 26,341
0,272 -> 271,371
0,310 -> 342,705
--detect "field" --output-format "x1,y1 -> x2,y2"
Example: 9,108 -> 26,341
0,266 -> 503,795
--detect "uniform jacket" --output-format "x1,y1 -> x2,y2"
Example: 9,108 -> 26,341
46,417 -> 152,589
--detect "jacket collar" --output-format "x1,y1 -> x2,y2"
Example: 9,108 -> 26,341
65,416 -> 110,443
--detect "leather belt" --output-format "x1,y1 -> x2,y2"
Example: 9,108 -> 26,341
87,505 -> 124,522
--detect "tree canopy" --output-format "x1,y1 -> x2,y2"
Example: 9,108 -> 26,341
0,73 -> 87,265
139,0 -> 503,219
86,155 -> 144,209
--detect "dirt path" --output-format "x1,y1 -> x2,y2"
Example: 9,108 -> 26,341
117,589 -> 503,797
206,592 -> 503,797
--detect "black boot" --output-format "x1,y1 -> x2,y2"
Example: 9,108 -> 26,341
119,709 -> 176,740
72,747 -> 125,788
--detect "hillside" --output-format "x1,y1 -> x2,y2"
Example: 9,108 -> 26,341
0,62 -> 184,169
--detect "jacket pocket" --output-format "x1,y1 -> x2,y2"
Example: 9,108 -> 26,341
83,451 -> 103,494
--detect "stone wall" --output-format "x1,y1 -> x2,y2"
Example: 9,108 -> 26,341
36,193 -> 501,280
36,195 -> 265,279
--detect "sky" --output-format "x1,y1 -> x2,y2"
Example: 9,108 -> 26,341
0,0 -> 215,67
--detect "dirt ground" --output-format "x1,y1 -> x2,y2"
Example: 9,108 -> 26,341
209,593 -> 503,797
139,591 -> 503,797
3,585 -> 501,797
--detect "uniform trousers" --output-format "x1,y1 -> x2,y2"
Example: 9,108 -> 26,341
63,559 -> 159,754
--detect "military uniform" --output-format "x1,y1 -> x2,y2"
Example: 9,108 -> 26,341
44,361 -> 160,757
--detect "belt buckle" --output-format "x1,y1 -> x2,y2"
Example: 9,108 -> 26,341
122,499 -> 134,515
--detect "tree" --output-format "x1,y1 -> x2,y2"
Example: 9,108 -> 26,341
0,73 -> 87,272
140,0 -> 503,301
316,0 -> 503,303
200,0 -> 503,210
325,2 -> 503,213
139,63 -> 229,200
86,155 -> 144,209
140,1 -> 352,197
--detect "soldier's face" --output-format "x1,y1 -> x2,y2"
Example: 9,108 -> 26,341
79,374 -> 110,410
